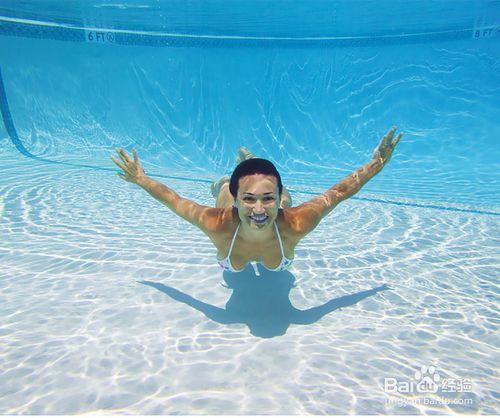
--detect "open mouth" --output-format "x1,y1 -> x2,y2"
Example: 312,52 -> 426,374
249,214 -> 269,224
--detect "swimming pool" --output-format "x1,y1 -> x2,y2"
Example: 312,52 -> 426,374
0,0 -> 499,414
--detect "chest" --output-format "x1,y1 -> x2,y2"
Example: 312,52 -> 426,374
215,224 -> 296,268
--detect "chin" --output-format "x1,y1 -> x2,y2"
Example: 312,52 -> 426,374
251,222 -> 267,229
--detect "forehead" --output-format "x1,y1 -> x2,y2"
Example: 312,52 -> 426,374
238,174 -> 278,194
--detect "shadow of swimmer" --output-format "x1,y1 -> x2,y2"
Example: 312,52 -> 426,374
137,265 -> 390,338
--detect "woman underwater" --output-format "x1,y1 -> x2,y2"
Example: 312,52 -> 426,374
111,127 -> 402,273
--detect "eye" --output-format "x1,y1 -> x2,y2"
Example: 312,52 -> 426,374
264,196 -> 275,201
243,196 -> 256,202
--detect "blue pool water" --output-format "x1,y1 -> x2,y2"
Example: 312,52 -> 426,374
0,1 -> 499,415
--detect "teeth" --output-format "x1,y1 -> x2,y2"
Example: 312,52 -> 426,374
250,215 -> 268,222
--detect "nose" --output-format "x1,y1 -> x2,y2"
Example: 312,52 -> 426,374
253,200 -> 265,213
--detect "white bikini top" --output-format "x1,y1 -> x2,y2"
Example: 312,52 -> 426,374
217,221 -> 293,273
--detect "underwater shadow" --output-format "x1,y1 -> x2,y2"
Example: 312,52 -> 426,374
138,263 -> 390,338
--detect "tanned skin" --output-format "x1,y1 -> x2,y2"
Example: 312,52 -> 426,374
111,127 -> 402,271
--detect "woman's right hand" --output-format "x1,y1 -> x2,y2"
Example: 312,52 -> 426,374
111,147 -> 147,185
372,126 -> 403,167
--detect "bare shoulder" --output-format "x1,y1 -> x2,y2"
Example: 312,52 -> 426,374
199,207 -> 239,251
198,206 -> 237,234
279,195 -> 330,238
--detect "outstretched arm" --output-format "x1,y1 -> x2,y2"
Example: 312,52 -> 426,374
111,148 -> 221,232
324,126 -> 402,206
290,127 -> 403,236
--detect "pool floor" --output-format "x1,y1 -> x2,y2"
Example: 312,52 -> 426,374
0,149 -> 498,414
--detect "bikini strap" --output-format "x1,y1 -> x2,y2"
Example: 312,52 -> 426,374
273,221 -> 286,258
227,222 -> 241,258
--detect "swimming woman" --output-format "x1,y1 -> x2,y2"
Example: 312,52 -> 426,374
111,127 -> 402,272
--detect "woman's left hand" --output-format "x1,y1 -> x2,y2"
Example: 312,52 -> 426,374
111,147 -> 147,185
372,127 -> 403,166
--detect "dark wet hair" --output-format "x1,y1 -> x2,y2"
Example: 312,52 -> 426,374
229,158 -> 283,199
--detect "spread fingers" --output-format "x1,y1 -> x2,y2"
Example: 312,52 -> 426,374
116,147 -> 132,164
111,156 -> 127,172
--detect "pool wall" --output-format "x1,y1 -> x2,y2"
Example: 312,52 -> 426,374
0,3 -> 499,210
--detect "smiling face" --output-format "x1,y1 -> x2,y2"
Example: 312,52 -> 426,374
235,174 -> 281,229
